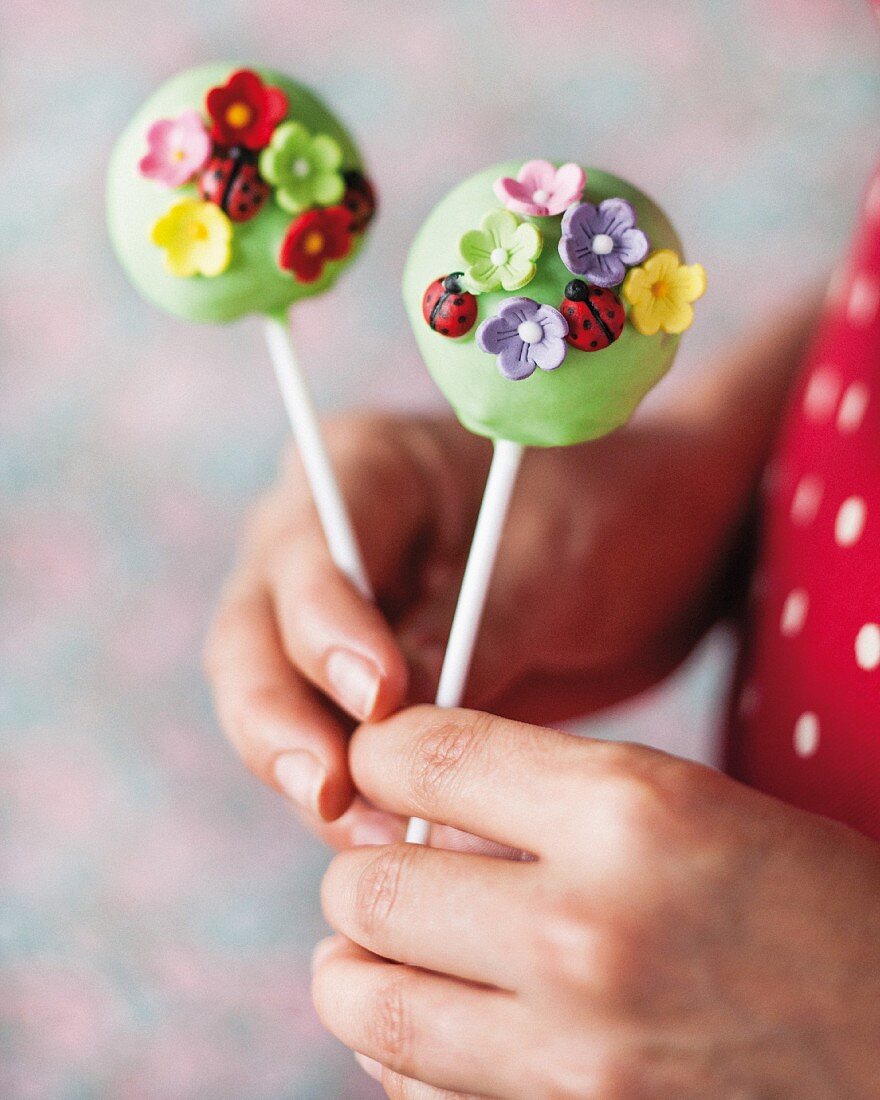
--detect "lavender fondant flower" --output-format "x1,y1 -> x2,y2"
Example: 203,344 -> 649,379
476,297 -> 569,381
558,198 -> 649,287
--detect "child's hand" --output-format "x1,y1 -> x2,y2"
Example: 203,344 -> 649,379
204,399 -> 757,848
314,706 -> 880,1099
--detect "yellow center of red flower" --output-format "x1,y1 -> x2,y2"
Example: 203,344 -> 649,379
303,231 -> 326,256
225,102 -> 253,129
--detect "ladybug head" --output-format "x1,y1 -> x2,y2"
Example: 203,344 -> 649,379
564,279 -> 590,302
443,272 -> 465,294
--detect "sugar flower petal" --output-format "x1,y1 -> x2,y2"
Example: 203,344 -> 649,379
150,199 -> 232,278
622,249 -> 706,335
493,159 -> 586,217
460,210 -> 542,294
206,68 -> 288,151
559,198 -> 649,287
278,204 -> 353,283
139,110 -> 211,188
476,297 -> 568,380
260,122 -> 345,215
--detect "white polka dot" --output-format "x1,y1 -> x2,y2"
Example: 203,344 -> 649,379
780,588 -> 809,637
803,368 -> 840,422
835,496 -> 867,547
867,173 -> 880,221
855,624 -> 880,671
739,683 -> 760,718
790,475 -> 823,525
794,712 -> 820,758
836,381 -> 870,434
847,277 -> 880,327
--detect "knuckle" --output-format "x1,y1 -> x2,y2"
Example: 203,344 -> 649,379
409,711 -> 490,808
531,906 -> 599,988
353,845 -> 413,937
368,974 -> 412,1068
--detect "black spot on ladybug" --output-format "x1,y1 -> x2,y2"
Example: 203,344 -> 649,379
606,311 -> 616,320
590,340 -> 598,348
440,328 -> 449,335
453,296 -> 464,306
458,315 -> 467,324
241,183 -> 250,194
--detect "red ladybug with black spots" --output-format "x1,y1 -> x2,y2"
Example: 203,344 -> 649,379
341,169 -> 377,233
199,146 -> 270,223
422,273 -> 478,338
560,279 -> 625,351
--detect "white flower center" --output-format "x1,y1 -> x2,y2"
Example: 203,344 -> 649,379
591,233 -> 614,255
532,188 -> 549,204
517,320 -> 544,345
490,247 -> 509,267
292,157 -> 311,178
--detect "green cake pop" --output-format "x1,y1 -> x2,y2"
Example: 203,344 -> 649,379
401,161 -> 706,846
106,63 -> 379,596
403,162 -> 705,447
107,63 -> 375,324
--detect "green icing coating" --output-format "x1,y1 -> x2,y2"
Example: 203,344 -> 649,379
403,164 -> 684,447
107,63 -> 366,324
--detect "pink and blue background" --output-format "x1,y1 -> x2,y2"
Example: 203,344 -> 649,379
2,1 -> 879,1096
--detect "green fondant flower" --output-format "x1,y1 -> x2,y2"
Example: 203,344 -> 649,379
459,209 -> 542,293
259,122 -> 345,215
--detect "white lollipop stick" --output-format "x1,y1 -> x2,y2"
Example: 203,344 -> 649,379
406,438 -> 524,846
264,313 -> 372,599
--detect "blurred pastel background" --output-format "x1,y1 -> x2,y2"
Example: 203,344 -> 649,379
2,1 -> 879,1096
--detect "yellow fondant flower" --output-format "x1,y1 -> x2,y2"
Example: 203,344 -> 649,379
150,199 -> 232,278
622,249 -> 706,336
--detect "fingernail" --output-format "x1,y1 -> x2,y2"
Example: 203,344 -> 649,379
274,751 -> 327,815
350,817 -> 401,847
311,935 -> 340,973
325,649 -> 381,720
354,1052 -> 383,1081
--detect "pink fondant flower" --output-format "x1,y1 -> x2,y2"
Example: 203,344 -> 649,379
493,159 -> 586,217
139,110 -> 212,188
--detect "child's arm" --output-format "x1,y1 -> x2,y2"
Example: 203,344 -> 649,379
204,304 -> 812,847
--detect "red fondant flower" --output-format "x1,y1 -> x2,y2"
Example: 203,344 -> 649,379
279,206 -> 353,283
206,69 -> 288,150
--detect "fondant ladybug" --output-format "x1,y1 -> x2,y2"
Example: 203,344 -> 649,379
560,279 -> 625,351
199,146 -> 270,223
341,169 -> 377,233
422,273 -> 478,338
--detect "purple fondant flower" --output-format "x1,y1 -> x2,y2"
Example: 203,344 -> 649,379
558,198 -> 649,287
476,297 -> 569,381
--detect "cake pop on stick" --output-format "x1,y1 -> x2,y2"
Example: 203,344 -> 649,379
107,63 -> 378,597
402,161 -> 706,845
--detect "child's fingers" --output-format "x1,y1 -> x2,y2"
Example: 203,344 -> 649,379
266,525 -> 409,722
204,575 -> 355,821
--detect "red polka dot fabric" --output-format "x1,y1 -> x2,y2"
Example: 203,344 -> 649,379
727,164 -> 880,837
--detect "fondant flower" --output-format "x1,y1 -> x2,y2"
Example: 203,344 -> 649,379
206,68 -> 288,150
621,249 -> 707,335
476,296 -> 569,380
138,110 -> 211,188
259,122 -> 345,215
459,209 -> 542,293
559,199 -> 649,287
493,160 -> 586,217
150,199 -> 232,278
278,205 -> 352,283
